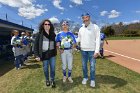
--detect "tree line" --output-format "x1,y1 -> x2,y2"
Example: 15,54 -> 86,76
101,22 -> 140,37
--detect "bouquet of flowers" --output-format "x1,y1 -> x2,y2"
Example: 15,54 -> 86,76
60,35 -> 73,49
13,38 -> 22,48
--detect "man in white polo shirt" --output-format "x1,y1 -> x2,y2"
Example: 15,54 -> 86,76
77,13 -> 100,87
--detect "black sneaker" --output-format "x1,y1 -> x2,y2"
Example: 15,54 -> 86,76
51,81 -> 56,88
46,80 -> 50,86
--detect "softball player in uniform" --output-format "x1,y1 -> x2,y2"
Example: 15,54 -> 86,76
100,32 -> 108,58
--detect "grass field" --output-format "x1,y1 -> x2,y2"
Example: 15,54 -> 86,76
0,53 -> 140,93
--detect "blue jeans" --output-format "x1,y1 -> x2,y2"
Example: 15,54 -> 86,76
43,56 -> 56,81
15,55 -> 23,69
81,51 -> 96,80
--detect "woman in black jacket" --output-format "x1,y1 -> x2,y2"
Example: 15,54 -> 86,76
34,19 -> 57,88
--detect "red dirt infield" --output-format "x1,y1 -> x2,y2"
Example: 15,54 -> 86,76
104,40 -> 140,74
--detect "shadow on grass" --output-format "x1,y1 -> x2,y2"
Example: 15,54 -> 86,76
55,74 -> 127,91
104,55 -> 115,58
56,76 -> 82,92
96,74 -> 127,89
96,55 -> 115,59
22,63 -> 42,69
0,60 -> 14,76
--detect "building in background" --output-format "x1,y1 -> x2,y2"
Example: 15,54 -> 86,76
0,18 -> 34,62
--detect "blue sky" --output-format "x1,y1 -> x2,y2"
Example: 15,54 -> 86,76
0,0 -> 140,31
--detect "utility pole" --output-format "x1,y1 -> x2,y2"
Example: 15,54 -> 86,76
6,13 -> 8,21
22,20 -> 23,26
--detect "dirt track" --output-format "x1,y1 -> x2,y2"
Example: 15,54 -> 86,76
104,40 -> 140,74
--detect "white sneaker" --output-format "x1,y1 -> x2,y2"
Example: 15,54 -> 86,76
16,67 -> 20,70
63,76 -> 67,83
90,80 -> 95,87
68,77 -> 73,83
82,78 -> 88,85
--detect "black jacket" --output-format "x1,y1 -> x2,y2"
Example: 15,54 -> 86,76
34,31 -> 57,60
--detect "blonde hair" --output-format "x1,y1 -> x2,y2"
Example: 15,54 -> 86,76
11,30 -> 19,36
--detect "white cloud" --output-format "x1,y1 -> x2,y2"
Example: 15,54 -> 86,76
136,11 -> 140,13
108,10 -> 120,18
77,16 -> 81,19
33,29 -> 39,34
53,0 -> 64,10
118,20 -> 140,25
69,5 -> 73,8
66,18 -> 71,21
36,4 -> 43,8
100,10 -> 120,18
131,20 -> 140,23
71,0 -> 83,5
49,17 -> 60,24
100,11 -> 108,16
18,6 -> 48,19
122,22 -> 129,25
0,0 -> 32,7
60,12 -> 63,15
0,0 -> 47,19
125,20 -> 140,24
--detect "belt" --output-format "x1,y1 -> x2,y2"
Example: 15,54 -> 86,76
60,48 -> 72,50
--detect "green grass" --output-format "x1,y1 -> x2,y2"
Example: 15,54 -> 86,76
107,36 -> 140,40
0,53 -> 140,93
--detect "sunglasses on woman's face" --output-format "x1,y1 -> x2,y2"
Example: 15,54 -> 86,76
44,24 -> 51,26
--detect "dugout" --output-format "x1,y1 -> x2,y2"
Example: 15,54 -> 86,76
0,19 -> 34,62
